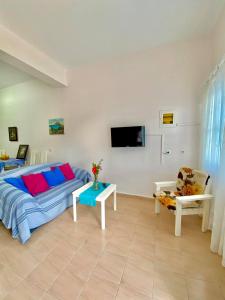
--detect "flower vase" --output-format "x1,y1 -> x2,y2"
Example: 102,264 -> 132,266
93,178 -> 99,190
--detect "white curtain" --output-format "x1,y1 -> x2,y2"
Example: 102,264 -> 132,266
211,150 -> 225,266
201,64 -> 225,267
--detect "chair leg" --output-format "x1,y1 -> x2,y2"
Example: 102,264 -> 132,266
175,202 -> 182,236
202,199 -> 210,232
155,198 -> 160,214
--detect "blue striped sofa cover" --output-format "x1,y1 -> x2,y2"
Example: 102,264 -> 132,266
0,162 -> 91,243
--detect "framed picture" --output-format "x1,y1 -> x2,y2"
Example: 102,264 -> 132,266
159,111 -> 176,128
16,145 -> 29,159
8,127 -> 18,141
49,118 -> 64,135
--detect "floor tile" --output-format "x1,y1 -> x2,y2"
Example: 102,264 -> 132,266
44,243 -> 75,272
187,278 -> 224,300
66,247 -> 98,281
104,235 -> 132,257
79,274 -> 118,299
116,285 -> 152,300
153,269 -> 188,300
48,269 -> 84,300
0,194 -> 225,300
4,279 -> 44,300
127,252 -> 154,274
121,263 -> 154,297
0,247 -> 39,278
40,293 -> 59,300
0,266 -> 22,298
26,259 -> 59,291
92,252 -> 127,284
130,239 -> 155,261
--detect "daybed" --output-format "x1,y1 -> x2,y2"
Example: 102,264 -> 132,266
0,162 -> 91,243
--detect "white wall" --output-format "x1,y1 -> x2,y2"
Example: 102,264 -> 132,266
213,6 -> 225,65
0,38 -> 212,196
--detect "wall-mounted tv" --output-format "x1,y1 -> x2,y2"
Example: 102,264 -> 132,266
111,126 -> 145,147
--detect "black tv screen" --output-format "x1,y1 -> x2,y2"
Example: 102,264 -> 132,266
111,126 -> 145,147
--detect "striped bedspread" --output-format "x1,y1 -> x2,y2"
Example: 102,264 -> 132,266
0,162 -> 91,243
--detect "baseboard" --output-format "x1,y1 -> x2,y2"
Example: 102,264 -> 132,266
117,190 -> 153,200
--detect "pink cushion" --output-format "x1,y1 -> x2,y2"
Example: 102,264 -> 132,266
22,173 -> 49,196
51,163 -> 75,180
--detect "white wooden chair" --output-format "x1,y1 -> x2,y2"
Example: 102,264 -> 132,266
153,167 -> 213,236
29,150 -> 48,165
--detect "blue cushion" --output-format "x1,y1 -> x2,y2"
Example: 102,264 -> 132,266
53,167 -> 66,184
4,177 -> 29,194
42,167 -> 66,186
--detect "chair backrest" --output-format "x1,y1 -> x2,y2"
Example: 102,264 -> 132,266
176,167 -> 210,196
29,150 -> 48,165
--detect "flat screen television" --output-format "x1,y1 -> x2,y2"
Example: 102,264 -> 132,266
111,126 -> 145,147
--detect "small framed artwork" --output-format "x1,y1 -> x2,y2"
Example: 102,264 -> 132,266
16,145 -> 29,159
49,118 -> 64,135
8,127 -> 18,141
159,111 -> 176,128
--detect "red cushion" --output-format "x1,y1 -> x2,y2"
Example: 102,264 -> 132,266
22,173 -> 49,196
51,163 -> 75,180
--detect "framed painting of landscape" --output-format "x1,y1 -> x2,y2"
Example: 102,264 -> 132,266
49,118 -> 64,135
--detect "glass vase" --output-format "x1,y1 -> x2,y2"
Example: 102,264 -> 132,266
93,178 -> 99,190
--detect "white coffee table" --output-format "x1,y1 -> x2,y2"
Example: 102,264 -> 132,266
72,182 -> 117,230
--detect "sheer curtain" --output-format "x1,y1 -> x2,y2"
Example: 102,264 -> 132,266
201,64 -> 225,266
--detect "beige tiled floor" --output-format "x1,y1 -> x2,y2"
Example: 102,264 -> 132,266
0,194 -> 225,300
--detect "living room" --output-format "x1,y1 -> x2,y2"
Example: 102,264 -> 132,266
0,1 -> 225,299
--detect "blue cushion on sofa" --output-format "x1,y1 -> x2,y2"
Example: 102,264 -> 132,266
42,167 -> 66,186
4,177 -> 29,193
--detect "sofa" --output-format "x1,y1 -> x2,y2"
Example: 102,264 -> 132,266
0,162 -> 91,243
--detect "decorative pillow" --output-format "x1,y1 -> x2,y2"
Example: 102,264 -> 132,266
51,163 -> 75,180
42,167 -> 66,186
176,167 -> 209,196
4,177 -> 30,194
22,173 -> 49,196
